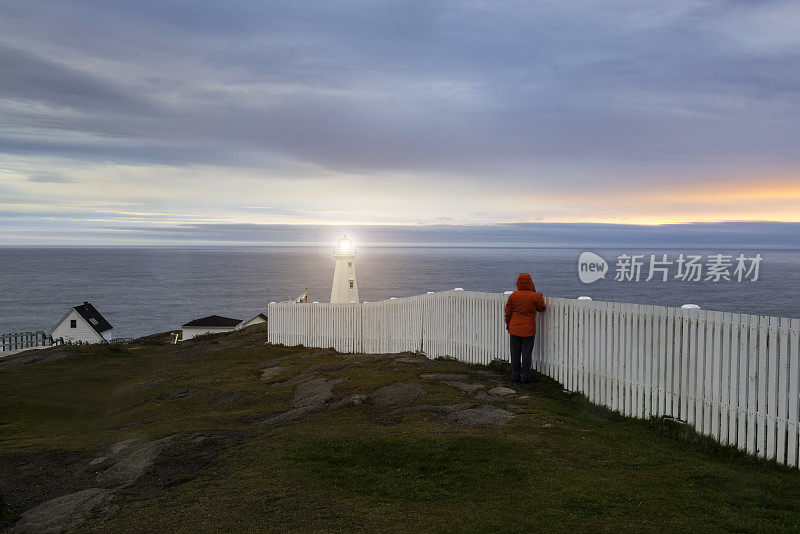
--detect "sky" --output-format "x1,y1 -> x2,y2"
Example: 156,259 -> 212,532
1,1 -> 800,245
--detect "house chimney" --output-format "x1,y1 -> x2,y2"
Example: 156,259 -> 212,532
84,301 -> 88,306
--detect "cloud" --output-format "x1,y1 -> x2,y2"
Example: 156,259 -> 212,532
0,0 -> 798,242
0,45 -> 152,113
711,1 -> 800,53
25,173 -> 75,183
4,219 -> 800,248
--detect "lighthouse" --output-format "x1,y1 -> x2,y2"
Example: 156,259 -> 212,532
330,235 -> 359,303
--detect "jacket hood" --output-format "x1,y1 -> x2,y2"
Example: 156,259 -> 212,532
516,273 -> 535,291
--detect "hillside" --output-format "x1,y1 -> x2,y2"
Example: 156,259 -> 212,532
2,324 -> 800,533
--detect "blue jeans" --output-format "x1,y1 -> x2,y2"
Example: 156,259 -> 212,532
510,334 -> 535,382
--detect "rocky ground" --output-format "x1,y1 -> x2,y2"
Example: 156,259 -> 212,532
0,327 -> 533,533
2,324 -> 800,533
254,350 -> 521,429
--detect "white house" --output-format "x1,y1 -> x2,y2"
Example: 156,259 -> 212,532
238,313 -> 267,330
49,302 -> 113,344
181,315 -> 242,340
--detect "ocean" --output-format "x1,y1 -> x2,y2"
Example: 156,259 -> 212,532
1,246 -> 799,340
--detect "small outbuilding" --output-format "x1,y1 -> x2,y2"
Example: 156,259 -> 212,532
49,301 -> 113,344
181,315 -> 242,340
238,313 -> 268,330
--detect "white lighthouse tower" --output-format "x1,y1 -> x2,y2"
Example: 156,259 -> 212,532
330,235 -> 359,303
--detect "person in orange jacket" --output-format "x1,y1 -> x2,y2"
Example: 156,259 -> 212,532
504,273 -> 546,383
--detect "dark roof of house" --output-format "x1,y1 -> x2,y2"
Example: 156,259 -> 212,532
182,315 -> 242,328
249,313 -> 268,321
74,302 -> 113,334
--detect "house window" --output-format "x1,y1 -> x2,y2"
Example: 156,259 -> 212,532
349,280 -> 354,289
348,262 -> 352,268
70,319 -> 77,328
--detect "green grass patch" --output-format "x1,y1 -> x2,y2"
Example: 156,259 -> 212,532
287,435 -> 531,501
5,328 -> 800,532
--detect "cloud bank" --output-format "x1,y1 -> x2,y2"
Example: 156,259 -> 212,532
1,1 -> 799,242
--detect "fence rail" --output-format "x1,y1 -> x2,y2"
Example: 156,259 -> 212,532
269,290 -> 800,467
0,332 -> 89,354
0,331 -> 50,353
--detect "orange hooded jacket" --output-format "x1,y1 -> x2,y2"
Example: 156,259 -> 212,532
505,273 -> 546,337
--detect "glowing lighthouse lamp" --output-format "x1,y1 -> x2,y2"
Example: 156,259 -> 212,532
330,235 -> 359,303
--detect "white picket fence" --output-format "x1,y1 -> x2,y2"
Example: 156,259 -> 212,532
268,290 -> 800,466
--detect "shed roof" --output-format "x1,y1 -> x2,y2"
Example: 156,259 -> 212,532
182,315 -> 242,328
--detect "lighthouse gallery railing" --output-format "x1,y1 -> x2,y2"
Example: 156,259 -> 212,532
268,290 -> 800,467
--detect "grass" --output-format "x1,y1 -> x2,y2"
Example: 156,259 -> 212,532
0,494 -> 16,531
287,436 -> 528,500
2,324 -> 800,532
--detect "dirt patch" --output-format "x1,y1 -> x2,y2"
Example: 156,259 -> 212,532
261,353 -> 360,387
259,367 -> 356,425
260,366 -> 290,381
94,436 -> 177,487
87,433 -> 232,529
1,435 -> 205,532
128,433 -> 231,493
487,386 -> 517,398
4,432 -> 233,532
11,488 -> 111,534
256,405 -> 321,426
418,372 -> 491,397
291,377 -> 347,408
369,382 -> 426,407
328,394 -> 369,411
271,372 -> 319,388
103,439 -> 144,460
0,451 -> 96,519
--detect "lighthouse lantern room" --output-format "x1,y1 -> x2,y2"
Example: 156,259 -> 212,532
330,235 -> 359,303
